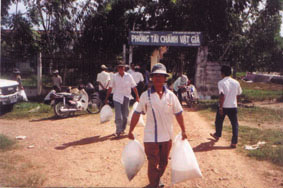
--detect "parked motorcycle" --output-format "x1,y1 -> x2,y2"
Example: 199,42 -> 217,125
46,84 -> 103,118
180,85 -> 199,108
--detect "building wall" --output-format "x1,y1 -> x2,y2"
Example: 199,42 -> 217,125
195,46 -> 222,99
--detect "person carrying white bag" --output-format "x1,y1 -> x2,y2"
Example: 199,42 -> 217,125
171,133 -> 202,185
128,102 -> 145,126
100,104 -> 113,123
128,63 -> 187,188
121,139 -> 146,181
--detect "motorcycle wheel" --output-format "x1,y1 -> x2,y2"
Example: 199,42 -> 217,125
54,102 -> 70,118
185,97 -> 193,108
87,98 -> 102,114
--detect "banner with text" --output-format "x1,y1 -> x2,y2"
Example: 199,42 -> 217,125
129,31 -> 202,47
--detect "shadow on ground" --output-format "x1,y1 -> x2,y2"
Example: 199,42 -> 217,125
193,138 -> 232,152
55,134 -> 113,150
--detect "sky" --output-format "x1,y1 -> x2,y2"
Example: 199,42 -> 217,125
8,2 -> 283,37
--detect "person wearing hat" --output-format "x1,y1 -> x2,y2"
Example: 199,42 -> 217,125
12,68 -> 23,90
96,64 -> 111,102
52,69 -> 62,91
173,73 -> 189,104
128,64 -> 145,99
105,61 -> 139,138
128,63 -> 187,188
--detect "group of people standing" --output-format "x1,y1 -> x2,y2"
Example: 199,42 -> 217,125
41,61 -> 242,188
96,60 -> 242,188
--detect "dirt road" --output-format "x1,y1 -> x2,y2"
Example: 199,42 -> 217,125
0,108 -> 282,187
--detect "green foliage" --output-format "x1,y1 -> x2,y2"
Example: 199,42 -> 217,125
22,75 -> 53,87
0,134 -> 16,150
2,14 -> 39,59
235,0 -> 283,72
2,0 -> 282,77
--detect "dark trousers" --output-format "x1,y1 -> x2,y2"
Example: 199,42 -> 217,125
144,140 -> 172,188
177,89 -> 183,103
99,89 -> 107,102
215,107 -> 239,144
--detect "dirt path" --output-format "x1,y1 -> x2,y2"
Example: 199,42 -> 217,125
0,109 -> 282,187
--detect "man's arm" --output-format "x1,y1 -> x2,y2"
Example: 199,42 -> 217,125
59,76 -> 62,84
98,82 -> 105,90
175,113 -> 187,140
219,93 -> 225,115
104,87 -> 112,104
133,87 -> 140,102
128,112 -> 141,139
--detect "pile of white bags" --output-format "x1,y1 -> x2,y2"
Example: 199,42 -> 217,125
128,102 -> 145,126
121,139 -> 145,181
100,104 -> 113,123
171,134 -> 202,184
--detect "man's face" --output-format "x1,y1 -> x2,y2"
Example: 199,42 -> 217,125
117,66 -> 125,74
152,74 -> 166,87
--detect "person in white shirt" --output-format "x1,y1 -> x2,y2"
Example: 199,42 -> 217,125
210,65 -> 242,148
52,69 -> 62,91
173,73 -> 188,103
128,64 -> 145,98
127,63 -> 135,75
128,63 -> 187,188
96,64 -> 111,102
105,61 -> 139,138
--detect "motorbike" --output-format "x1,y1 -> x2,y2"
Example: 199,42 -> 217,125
180,85 -> 199,108
46,84 -> 103,118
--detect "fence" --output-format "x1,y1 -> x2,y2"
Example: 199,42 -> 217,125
1,52 -> 114,96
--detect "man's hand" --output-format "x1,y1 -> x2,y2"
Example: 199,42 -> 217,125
181,131 -> 187,140
219,108 -> 224,116
128,132 -> 135,140
136,96 -> 140,103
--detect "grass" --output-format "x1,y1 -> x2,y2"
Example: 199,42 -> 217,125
238,106 -> 283,124
0,134 -> 16,150
224,126 -> 283,166
239,80 -> 283,102
197,99 -> 283,167
0,102 -> 54,119
0,152 -> 45,186
0,134 -> 45,186
197,74 -> 283,167
0,133 -> 45,186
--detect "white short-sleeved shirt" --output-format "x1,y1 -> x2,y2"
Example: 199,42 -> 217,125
218,77 -> 242,108
131,71 -> 144,84
97,71 -> 111,90
52,75 -> 62,88
109,72 -> 136,104
127,69 -> 135,74
135,86 -> 183,143
173,75 -> 188,92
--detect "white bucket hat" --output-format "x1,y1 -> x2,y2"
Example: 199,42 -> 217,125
150,63 -> 169,77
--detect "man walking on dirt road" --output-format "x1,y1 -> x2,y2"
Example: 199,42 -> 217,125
105,60 -> 139,138
210,65 -> 242,148
97,64 -> 111,102
128,63 -> 187,188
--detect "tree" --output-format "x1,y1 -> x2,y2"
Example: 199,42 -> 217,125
2,14 -> 39,59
